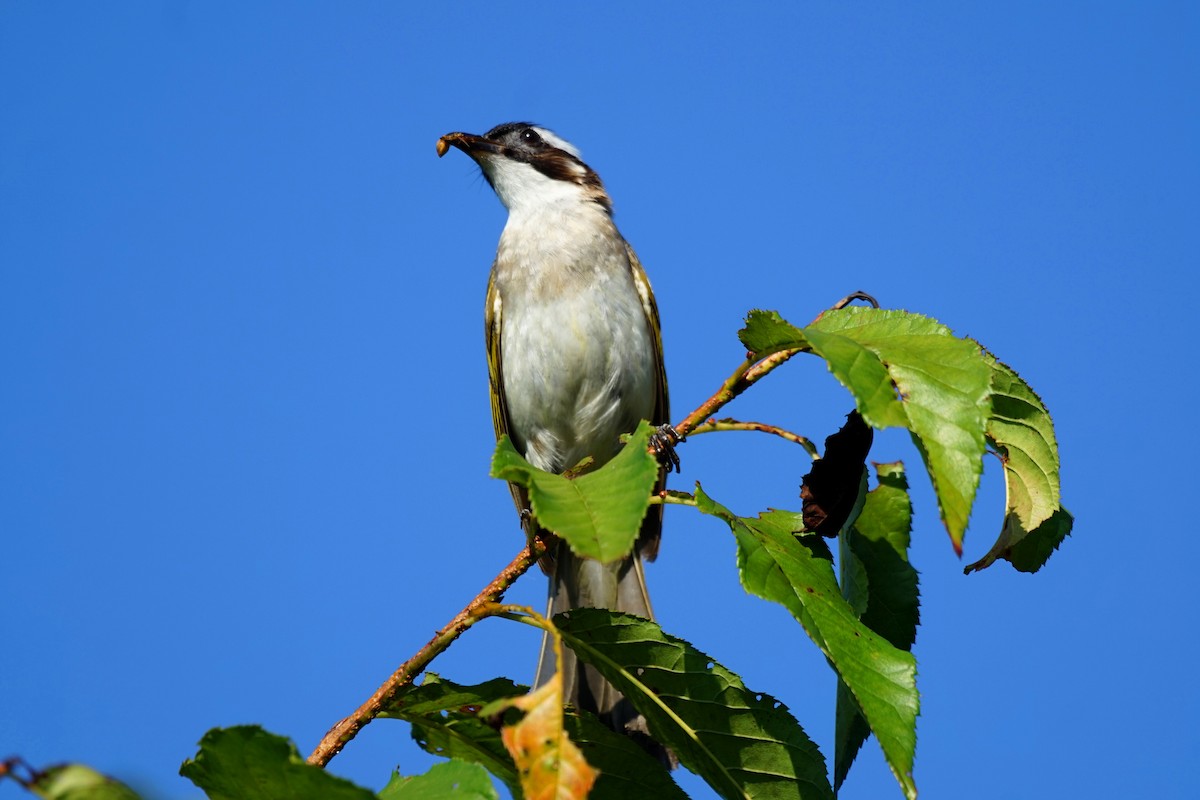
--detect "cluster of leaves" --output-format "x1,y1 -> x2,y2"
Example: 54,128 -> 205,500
478,306 -> 1073,797
5,307 -> 1071,799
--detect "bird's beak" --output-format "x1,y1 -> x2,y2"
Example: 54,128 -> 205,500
436,131 -> 498,159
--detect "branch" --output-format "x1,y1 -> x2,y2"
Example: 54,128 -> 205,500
689,417 -> 819,458
654,489 -> 698,507
672,347 -> 805,440
311,303 -> 839,767
663,292 -> 869,448
306,536 -> 549,767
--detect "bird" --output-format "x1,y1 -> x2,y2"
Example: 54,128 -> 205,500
437,122 -> 672,742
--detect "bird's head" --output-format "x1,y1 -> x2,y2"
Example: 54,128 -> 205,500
437,123 -> 612,215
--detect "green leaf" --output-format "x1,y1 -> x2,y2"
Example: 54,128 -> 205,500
554,608 -> 834,800
179,726 -> 375,800
379,761 -> 498,800
848,463 -> 919,651
1006,507 -> 1073,571
738,309 -> 810,357
27,764 -> 143,800
383,674 -> 685,800
965,506 -> 1074,575
382,674 -> 526,796
834,462 -> 920,792
800,327 -> 909,430
694,485 -> 918,800
807,307 -> 992,552
490,421 -> 660,562
984,353 -> 1061,528
562,714 -> 689,800
964,353 -> 1073,573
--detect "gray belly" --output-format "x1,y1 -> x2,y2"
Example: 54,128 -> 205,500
501,286 -> 655,474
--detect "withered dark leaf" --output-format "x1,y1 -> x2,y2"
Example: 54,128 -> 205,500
801,411 -> 874,537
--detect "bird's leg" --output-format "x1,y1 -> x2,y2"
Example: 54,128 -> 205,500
519,507 -> 541,552
649,424 -> 682,473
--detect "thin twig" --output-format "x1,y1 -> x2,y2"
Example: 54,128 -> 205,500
670,348 -> 805,443
0,758 -> 36,789
689,417 -> 819,459
306,537 -> 549,767
656,489 -> 698,506
831,290 -> 879,310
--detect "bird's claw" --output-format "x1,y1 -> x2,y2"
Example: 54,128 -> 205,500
649,424 -> 682,473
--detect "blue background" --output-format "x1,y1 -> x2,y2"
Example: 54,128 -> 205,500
3,3 -> 1197,798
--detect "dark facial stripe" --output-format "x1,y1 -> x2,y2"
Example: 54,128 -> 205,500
481,122 -> 613,214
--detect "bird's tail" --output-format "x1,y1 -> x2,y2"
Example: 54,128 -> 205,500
534,544 -> 654,735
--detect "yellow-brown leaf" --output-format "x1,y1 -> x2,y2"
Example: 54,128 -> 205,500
500,675 -> 597,800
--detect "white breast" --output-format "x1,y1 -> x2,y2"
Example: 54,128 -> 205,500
494,208 -> 655,474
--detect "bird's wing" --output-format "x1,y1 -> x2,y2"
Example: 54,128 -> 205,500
486,270 -> 544,568
625,241 -> 670,562
485,269 -> 510,444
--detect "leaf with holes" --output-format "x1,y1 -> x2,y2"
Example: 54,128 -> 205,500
385,674 -> 682,800
554,609 -> 834,800
497,675 -> 596,800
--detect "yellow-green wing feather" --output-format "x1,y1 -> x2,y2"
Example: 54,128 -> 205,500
625,242 -> 669,562
486,271 -> 535,533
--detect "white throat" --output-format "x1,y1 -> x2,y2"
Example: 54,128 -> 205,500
482,157 -> 591,216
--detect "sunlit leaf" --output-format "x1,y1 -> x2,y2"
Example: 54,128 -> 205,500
738,309 -> 810,357
807,307 -> 992,553
965,353 -> 1073,573
555,608 -> 834,800
694,485 -> 917,800
490,422 -> 659,562
498,675 -> 597,800
800,326 -> 909,430
25,764 -> 142,800
379,761 -> 498,800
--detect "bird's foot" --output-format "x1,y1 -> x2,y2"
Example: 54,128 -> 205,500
649,424 -> 682,473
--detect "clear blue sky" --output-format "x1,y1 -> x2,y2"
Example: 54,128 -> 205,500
3,3 -> 1197,799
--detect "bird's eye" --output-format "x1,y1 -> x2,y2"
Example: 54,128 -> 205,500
521,129 -> 544,147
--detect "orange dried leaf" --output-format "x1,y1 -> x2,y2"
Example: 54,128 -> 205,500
500,675 -> 597,800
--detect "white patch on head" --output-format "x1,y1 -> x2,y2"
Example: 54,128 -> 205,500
478,129 -> 595,215
530,126 -> 582,159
